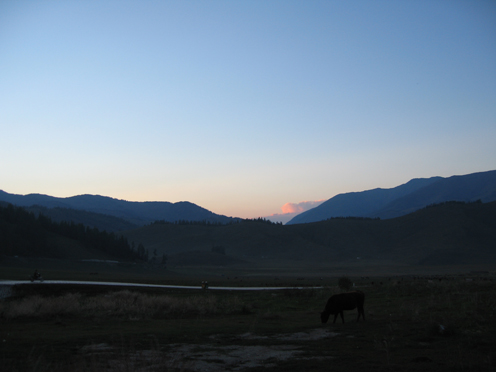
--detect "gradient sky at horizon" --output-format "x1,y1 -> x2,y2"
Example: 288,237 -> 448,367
1,0 -> 495,221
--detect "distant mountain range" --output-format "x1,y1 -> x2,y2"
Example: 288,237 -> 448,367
287,170 -> 496,224
1,170 -> 495,229
3,199 -> 495,267
122,200 -> 496,267
0,191 -> 239,227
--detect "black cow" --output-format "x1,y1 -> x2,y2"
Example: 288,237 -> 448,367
320,291 -> 365,324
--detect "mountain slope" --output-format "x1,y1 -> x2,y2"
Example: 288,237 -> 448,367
287,170 -> 496,224
0,203 -> 144,261
3,200 -> 495,267
286,176 -> 442,224
373,170 -> 496,219
0,191 -> 239,226
121,201 -> 496,267
23,205 -> 139,232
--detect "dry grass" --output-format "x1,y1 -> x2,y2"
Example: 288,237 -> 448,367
386,279 -> 496,328
0,290 -> 245,320
2,277 -> 496,372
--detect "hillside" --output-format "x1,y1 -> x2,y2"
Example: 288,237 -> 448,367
373,170 -> 496,219
0,203 -> 146,261
3,200 -> 495,269
0,191 -> 240,226
121,201 -> 496,267
287,169 -> 496,224
23,205 -> 139,232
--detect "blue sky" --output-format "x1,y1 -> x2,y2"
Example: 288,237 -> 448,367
1,0 -> 495,222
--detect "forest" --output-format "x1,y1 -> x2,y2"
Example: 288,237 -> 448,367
0,203 -> 147,261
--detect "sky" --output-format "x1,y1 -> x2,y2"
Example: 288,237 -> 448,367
1,0 -> 495,223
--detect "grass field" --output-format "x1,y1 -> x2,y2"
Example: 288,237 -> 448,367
1,266 -> 495,372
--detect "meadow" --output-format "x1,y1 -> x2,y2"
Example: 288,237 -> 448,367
1,270 -> 495,372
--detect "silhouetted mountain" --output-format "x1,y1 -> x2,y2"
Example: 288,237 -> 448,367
373,170 -> 496,219
120,201 -> 496,267
0,191 -> 240,226
23,205 -> 139,232
286,170 -> 496,224
0,203 -> 144,261
3,201 -> 495,267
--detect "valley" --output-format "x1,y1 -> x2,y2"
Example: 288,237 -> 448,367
1,273 -> 495,372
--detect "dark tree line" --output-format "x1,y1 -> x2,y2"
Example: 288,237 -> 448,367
0,203 -> 147,261
151,217 -> 281,227
326,216 -> 380,221
152,219 -> 230,226
0,203 -> 54,257
242,217 -> 282,225
423,200 -> 482,209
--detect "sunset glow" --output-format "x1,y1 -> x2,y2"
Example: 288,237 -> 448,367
1,1 -> 495,219
281,201 -> 325,215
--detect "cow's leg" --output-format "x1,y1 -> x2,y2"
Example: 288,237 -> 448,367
333,313 -> 338,323
357,306 -> 365,322
340,311 -> 345,323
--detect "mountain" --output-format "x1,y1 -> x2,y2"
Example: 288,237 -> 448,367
3,200 -> 495,267
121,200 -> 496,267
0,191 -> 240,226
286,170 -> 496,224
0,203 -> 144,261
22,205 -> 139,232
373,170 -> 496,219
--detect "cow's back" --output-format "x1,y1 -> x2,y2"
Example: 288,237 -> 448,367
337,292 -> 361,311
330,291 -> 364,308
322,290 -> 365,323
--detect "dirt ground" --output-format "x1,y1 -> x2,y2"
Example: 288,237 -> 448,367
82,328 -> 338,372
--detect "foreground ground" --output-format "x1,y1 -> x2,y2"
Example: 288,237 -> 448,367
1,268 -> 495,372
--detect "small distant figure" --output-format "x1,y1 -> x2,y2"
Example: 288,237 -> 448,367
30,269 -> 43,282
201,281 -> 209,290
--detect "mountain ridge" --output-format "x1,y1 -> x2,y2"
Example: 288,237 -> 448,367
121,200 -> 496,267
2,169 -> 495,227
287,170 -> 496,224
2,199 -> 495,267
0,191 -> 239,226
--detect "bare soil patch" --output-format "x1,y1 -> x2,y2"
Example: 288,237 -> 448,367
80,329 -> 336,372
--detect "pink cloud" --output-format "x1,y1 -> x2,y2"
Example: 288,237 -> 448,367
263,200 -> 326,224
280,200 -> 325,215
